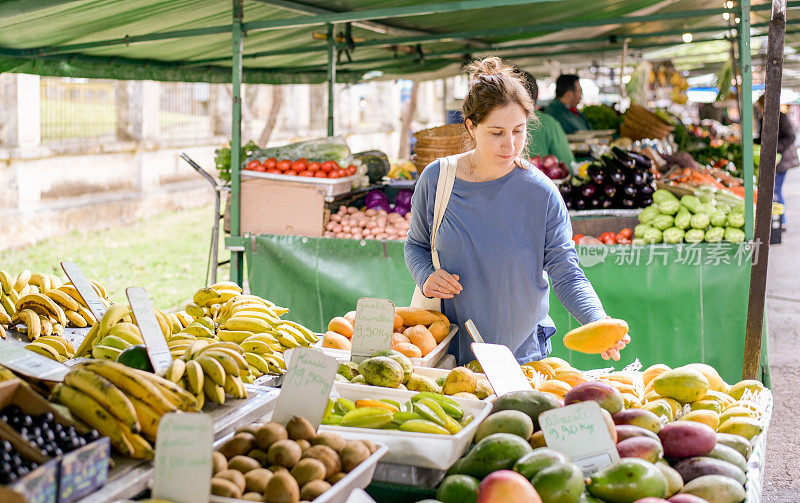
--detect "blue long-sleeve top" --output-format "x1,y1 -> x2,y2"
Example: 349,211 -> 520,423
404,158 -> 607,365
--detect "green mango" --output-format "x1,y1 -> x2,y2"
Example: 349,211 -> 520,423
491,390 -> 561,428
531,462 -> 584,503
449,433 -> 532,479
436,474 -> 479,503
587,458 -> 667,503
513,447 -> 569,480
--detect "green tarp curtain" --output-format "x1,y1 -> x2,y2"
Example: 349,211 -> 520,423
247,234 -> 766,383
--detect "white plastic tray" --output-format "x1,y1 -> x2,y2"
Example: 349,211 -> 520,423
333,366 -> 495,402
242,169 -> 356,197
316,325 -> 458,368
320,386 -> 492,470
209,437 -> 388,503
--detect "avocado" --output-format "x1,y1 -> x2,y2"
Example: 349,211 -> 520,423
491,390 -> 561,428
513,448 -> 569,480
116,345 -> 154,372
587,458 -> 668,502
531,462 -> 584,503
448,433 -> 532,479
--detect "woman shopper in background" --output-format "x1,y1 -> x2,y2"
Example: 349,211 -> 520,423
404,56 -> 629,365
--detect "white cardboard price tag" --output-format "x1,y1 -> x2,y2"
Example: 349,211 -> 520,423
0,340 -> 69,381
61,261 -> 107,321
470,342 -> 531,397
345,488 -> 377,503
272,347 -> 339,428
539,401 -> 619,475
465,319 -> 485,343
126,287 -> 172,374
153,413 -> 213,503
350,297 -> 395,363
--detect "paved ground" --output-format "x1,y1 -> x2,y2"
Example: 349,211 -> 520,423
763,171 -> 800,502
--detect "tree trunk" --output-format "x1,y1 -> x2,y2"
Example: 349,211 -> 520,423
258,86 -> 284,147
398,81 -> 420,159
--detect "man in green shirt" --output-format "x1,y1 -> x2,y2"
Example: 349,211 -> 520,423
544,74 -> 592,135
517,70 -> 575,165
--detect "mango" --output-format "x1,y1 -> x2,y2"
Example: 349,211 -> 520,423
703,390 -> 735,406
443,367 -> 478,395
564,381 -> 624,415
405,374 -> 441,393
475,410 -> 534,443
554,368 -> 590,387
613,409 -> 662,434
528,430 -> 547,449
587,458 -> 668,502
492,390 -> 561,429
616,425 -> 660,443
705,444 -> 747,473
513,448 -> 568,480
715,433 -> 752,460
562,318 -> 628,354
616,437 -> 664,463
541,356 -> 570,370
522,361 -> 556,379
531,462 -> 584,503
654,460 -> 683,496
357,356 -> 404,388
666,495 -> 709,503
537,380 -> 572,398
679,474 -> 746,503
371,350 -> 413,382
653,368 -> 709,404
680,410 -> 719,431
658,422 -> 716,459
728,379 -> 765,400
642,399 -> 674,421
673,456 -> 746,486
717,416 -> 763,440
451,433 -> 533,479
689,400 -> 722,414
436,474 -> 480,503
718,407 -> 756,425
476,470 -> 542,503
684,363 -> 728,393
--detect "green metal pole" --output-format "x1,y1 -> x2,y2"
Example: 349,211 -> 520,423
230,0 -> 244,285
327,23 -> 336,137
739,0 -> 755,241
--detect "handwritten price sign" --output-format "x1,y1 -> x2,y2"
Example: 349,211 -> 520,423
153,413 -> 213,503
539,401 -> 618,475
351,297 -> 395,363
272,348 -> 339,428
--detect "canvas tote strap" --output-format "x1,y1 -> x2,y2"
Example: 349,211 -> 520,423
429,155 -> 458,270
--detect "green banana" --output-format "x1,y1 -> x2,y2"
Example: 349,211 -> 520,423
398,419 -> 451,435
340,407 -> 393,429
412,392 -> 464,420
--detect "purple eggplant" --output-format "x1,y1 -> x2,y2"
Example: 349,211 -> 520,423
638,184 -> 655,196
565,199 -> 574,210
621,197 -> 637,208
600,199 -> 614,209
588,165 -> 606,185
623,185 -> 638,197
588,198 -> 601,209
610,169 -> 626,185
574,198 -> 587,210
632,171 -> 647,186
628,151 -> 653,170
581,184 -> 598,198
603,184 -> 617,198
560,183 -> 574,198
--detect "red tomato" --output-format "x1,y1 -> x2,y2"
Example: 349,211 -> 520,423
297,158 -> 308,165
266,169 -> 282,174
346,164 -> 357,176
264,158 -> 277,169
246,160 -> 261,171
308,161 -> 321,172
298,170 -> 314,177
336,168 -> 348,178
314,171 -> 328,178
254,164 -> 267,172
329,160 -> 340,170
284,170 -> 298,176
291,159 -> 307,172
321,161 -> 334,173
277,159 -> 291,171
618,228 -> 633,240
572,234 -> 585,244
328,170 -> 341,179
616,237 -> 632,245
601,236 -> 616,245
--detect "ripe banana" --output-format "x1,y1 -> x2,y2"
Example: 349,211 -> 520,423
223,316 -> 276,333
245,353 -> 271,375
91,344 -> 123,360
281,321 -> 318,344
166,313 -> 182,334
182,339 -> 212,360
164,359 -> 186,383
195,355 -> 226,386
209,281 -> 243,293
47,274 -> 63,290
0,302 -> 11,326
184,360 -> 204,394
35,335 -> 74,358
223,374 -> 247,399
109,329 -> 144,346
0,294 -> 16,317
75,323 -> 102,357
175,311 -> 193,327
218,329 -> 254,344
28,273 -> 51,293
120,428 -> 154,460
98,305 -> 133,339
25,341 -> 64,362
13,270 -> 31,292
193,287 -> 221,307
76,361 -> 177,415
64,309 -> 88,328
202,378 -> 225,405
64,368 -> 140,433
185,302 -> 205,318
241,339 -> 273,355
99,335 -> 132,351
13,309 -> 41,340
16,293 -> 67,327
0,270 -> 14,294
128,395 -> 161,442
181,324 -> 215,338
76,305 -> 96,326
44,289 -> 80,312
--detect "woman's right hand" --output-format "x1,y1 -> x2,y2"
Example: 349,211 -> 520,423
422,270 -> 463,299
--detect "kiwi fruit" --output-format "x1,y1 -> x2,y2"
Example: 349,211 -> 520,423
244,468 -> 273,493
311,432 -> 345,453
211,477 -> 243,499
264,470 -> 300,503
267,439 -> 302,468
290,458 -> 326,487
219,432 -> 257,459
215,469 -> 246,492
237,423 -> 261,436
212,451 -> 228,474
340,440 -> 370,472
256,422 -> 289,450
241,492 -> 264,501
301,445 -> 341,479
300,479 -> 331,500
286,416 -> 316,441
326,472 -> 346,485
359,439 -> 378,455
269,465 -> 290,473
228,455 -> 261,474
248,448 -> 269,466
295,439 -> 311,451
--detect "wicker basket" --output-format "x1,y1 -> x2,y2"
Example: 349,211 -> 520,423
620,104 -> 673,141
412,124 -> 474,172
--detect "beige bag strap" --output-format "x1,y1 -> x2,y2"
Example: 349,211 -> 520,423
430,155 -> 457,269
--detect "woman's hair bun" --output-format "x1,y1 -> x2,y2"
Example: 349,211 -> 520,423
468,56 -> 514,81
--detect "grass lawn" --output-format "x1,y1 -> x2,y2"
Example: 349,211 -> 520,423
0,206 -> 229,311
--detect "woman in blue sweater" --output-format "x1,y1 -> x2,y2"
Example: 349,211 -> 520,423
405,57 -> 629,365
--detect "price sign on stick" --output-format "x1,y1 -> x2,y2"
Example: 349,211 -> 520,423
471,342 -> 531,397
539,401 -> 619,476
465,319 -> 485,343
153,412 -> 213,503
61,261 -> 107,321
272,347 -> 339,428
350,297 -> 395,363
126,287 -> 172,375
0,341 -> 69,381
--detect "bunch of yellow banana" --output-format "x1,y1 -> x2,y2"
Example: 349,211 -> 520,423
25,335 -> 76,362
0,269 -> 108,336
183,281 -> 244,321
51,360 -> 199,459
162,340 -> 249,408
75,303 -> 174,359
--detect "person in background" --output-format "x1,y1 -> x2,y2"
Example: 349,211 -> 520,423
756,94 -> 797,230
517,70 -> 575,165
544,74 -> 591,135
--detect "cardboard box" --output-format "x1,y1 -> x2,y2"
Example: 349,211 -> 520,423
0,458 -> 60,503
0,380 -> 110,503
241,176 -> 326,237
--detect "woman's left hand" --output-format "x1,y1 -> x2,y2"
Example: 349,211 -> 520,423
600,334 -> 631,361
